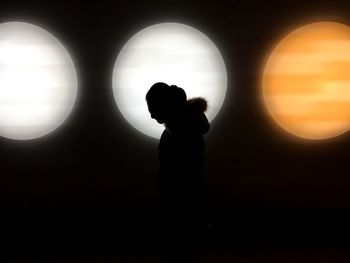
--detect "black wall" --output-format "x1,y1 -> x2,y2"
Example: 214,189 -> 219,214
0,0 -> 350,209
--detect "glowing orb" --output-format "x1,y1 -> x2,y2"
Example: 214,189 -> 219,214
113,23 -> 227,138
0,22 -> 78,140
263,22 -> 350,140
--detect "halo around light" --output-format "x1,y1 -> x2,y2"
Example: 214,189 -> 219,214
263,21 -> 350,140
112,23 -> 227,139
0,22 -> 78,140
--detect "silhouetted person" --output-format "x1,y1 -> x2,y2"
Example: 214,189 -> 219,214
146,82 -> 210,262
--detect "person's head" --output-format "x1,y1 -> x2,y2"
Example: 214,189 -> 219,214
146,82 -> 187,124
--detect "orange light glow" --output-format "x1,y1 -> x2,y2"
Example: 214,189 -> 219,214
263,22 -> 350,139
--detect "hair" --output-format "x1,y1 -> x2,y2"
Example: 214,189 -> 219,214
146,82 -> 187,110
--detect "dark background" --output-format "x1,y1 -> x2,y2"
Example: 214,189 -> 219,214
1,0 -> 350,257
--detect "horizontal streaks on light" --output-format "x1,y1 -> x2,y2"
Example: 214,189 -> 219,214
263,22 -> 350,139
0,22 -> 77,140
113,23 -> 227,139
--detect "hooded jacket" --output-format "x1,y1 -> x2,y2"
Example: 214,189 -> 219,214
158,97 -> 209,192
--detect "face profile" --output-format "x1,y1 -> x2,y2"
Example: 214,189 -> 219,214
146,82 -> 188,127
148,104 -> 166,124
146,83 -> 173,124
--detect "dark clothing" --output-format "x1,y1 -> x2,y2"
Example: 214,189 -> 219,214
158,98 -> 209,228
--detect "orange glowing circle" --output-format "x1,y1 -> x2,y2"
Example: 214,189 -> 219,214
263,22 -> 350,140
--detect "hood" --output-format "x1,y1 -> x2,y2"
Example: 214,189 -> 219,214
187,97 -> 208,114
186,97 -> 210,135
165,97 -> 210,135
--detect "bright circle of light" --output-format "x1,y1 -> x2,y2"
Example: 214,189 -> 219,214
113,23 -> 227,138
263,21 -> 350,140
0,22 -> 78,140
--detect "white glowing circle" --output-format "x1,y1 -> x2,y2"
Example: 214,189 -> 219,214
0,22 -> 78,140
113,23 -> 227,138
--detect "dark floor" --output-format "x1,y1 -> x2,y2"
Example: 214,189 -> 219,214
3,247 -> 350,263
2,209 -> 350,262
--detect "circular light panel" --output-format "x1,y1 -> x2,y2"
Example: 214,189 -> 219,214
0,22 -> 78,140
113,23 -> 227,138
263,22 -> 350,140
